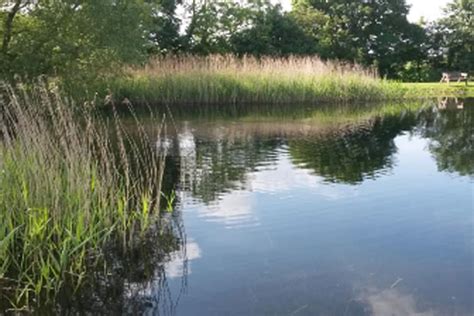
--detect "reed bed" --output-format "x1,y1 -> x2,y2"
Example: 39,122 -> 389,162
109,55 -> 407,105
0,82 -> 167,311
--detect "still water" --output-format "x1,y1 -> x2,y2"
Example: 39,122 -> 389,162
127,100 -> 473,315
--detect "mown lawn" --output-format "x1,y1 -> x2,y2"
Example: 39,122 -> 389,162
401,82 -> 474,98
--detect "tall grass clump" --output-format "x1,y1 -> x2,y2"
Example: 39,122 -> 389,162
109,55 -> 407,105
0,82 -> 168,311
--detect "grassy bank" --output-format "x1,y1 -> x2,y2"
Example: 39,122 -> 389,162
106,55 -> 405,105
0,83 -> 168,311
105,55 -> 472,106
400,82 -> 474,98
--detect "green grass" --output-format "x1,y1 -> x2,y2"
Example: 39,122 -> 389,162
400,82 -> 474,98
102,56 -> 472,106
0,82 -> 168,311
109,73 -> 406,105
103,55 -> 403,105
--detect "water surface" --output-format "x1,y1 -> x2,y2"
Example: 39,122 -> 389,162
147,99 -> 473,316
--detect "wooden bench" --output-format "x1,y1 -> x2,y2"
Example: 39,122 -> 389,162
440,72 -> 469,85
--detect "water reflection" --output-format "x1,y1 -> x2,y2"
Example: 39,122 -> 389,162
419,101 -> 474,176
199,191 -> 260,228
362,288 -> 435,316
49,215 -> 189,316
172,131 -> 280,204
164,100 -> 473,204
437,97 -> 465,110
289,113 -> 416,184
165,241 -> 201,278
119,100 -> 473,315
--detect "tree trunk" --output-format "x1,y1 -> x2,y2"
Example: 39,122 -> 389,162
2,0 -> 23,55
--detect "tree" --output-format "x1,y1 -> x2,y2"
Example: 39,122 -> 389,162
0,1 -> 162,86
436,0 -> 474,71
230,4 -> 316,56
0,0 -> 34,76
180,0 -> 313,55
183,0 -> 247,54
1,0 -> 25,55
148,0 -> 184,54
291,0 -> 428,78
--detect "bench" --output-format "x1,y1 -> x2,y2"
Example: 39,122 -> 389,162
440,72 -> 469,85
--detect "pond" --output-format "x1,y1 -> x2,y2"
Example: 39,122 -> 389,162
10,98 -> 472,315
120,98 -> 471,316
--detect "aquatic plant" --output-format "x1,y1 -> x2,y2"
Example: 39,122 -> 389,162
0,82 -> 169,311
106,55 -> 408,105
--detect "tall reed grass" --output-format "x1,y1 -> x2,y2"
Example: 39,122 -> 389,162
0,82 -> 168,311
108,55 -> 407,105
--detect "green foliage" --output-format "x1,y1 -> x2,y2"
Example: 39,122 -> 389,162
437,0 -> 474,71
230,5 -> 316,56
183,0 -> 235,53
148,0 -> 184,54
291,0 -> 428,78
181,0 -> 317,56
0,0 -> 471,87
397,61 -> 440,82
0,82 -> 168,310
183,0 -> 279,54
0,1 -> 162,93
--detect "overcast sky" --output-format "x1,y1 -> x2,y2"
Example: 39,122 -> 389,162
275,0 -> 451,22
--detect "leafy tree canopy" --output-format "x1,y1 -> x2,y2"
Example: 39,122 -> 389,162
0,0 -> 471,83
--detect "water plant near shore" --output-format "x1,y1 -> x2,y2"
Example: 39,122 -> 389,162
107,55 -> 408,105
0,82 -> 172,311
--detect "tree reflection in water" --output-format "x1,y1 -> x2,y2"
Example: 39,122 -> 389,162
166,99 -> 473,203
420,98 -> 473,177
289,113 -> 417,184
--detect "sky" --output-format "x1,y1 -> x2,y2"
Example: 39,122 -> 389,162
275,0 -> 451,22
406,0 -> 450,22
